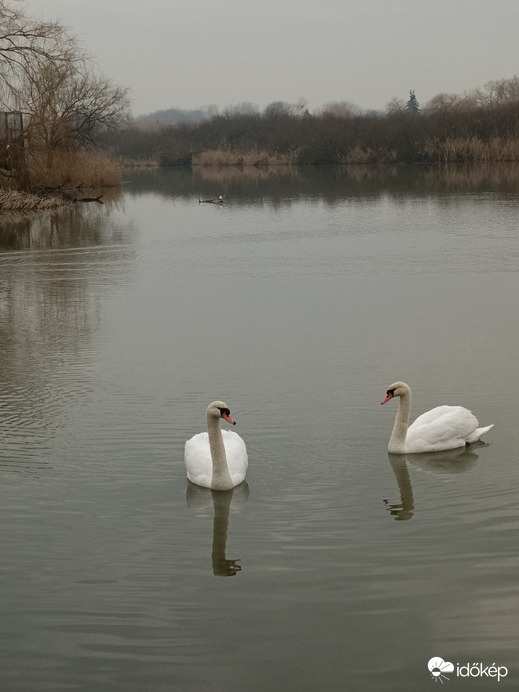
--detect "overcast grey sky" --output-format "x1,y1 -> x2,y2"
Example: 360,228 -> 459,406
23,0 -> 519,117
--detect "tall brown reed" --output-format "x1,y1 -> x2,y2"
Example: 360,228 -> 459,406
24,149 -> 122,189
423,136 -> 519,162
0,189 -> 64,211
192,149 -> 296,166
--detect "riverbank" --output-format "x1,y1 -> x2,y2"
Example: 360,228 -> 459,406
0,149 -> 123,213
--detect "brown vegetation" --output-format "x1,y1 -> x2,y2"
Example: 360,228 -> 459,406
0,189 -> 64,211
423,136 -> 519,163
193,149 -> 297,166
25,149 -> 122,189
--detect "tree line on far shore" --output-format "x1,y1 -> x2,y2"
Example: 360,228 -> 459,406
105,77 -> 519,167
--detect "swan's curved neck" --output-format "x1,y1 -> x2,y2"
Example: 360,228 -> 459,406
389,391 -> 411,453
207,414 -> 233,490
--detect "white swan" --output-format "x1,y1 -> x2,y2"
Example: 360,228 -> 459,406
184,401 -> 248,490
381,381 -> 493,453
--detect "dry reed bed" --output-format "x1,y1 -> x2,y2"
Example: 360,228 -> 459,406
193,149 -> 297,166
193,146 -> 400,166
121,158 -> 159,168
26,150 -> 122,188
340,147 -> 399,164
423,136 -> 519,162
0,189 -> 65,211
193,137 -> 519,166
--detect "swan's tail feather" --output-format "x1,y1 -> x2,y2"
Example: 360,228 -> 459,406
467,423 -> 494,443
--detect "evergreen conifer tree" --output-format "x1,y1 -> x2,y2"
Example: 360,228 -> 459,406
406,90 -> 420,113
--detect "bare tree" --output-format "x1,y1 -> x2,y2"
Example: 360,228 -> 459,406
385,97 -> 406,115
0,0 -> 77,105
20,59 -> 130,151
263,101 -> 294,118
1,1 -> 129,152
320,101 -> 360,118
222,102 -> 260,117
424,91 -> 480,114
423,93 -> 460,113
14,66 -> 125,169
477,76 -> 519,107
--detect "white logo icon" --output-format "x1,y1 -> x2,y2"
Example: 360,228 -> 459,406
428,657 -> 454,683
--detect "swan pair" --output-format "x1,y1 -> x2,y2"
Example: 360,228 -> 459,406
185,385 -> 493,490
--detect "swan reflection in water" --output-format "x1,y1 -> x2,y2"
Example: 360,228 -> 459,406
384,446 -> 480,521
186,481 -> 249,576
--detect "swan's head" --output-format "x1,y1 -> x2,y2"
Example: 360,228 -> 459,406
381,381 -> 411,405
206,401 -> 236,425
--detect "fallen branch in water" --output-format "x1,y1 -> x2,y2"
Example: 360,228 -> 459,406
198,196 -> 223,204
76,195 -> 103,204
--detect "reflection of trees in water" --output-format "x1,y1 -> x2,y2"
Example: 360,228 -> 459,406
124,162 -> 519,208
0,198 -> 131,458
0,191 -> 123,251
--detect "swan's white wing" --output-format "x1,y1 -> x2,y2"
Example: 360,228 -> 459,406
222,430 -> 248,485
406,405 -> 480,452
410,405 -> 465,428
184,430 -> 248,488
184,432 -> 213,487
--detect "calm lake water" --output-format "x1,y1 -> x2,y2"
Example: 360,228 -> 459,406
1,164 -> 518,691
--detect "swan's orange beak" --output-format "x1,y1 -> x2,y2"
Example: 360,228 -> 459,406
381,392 -> 393,405
222,411 -> 236,425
